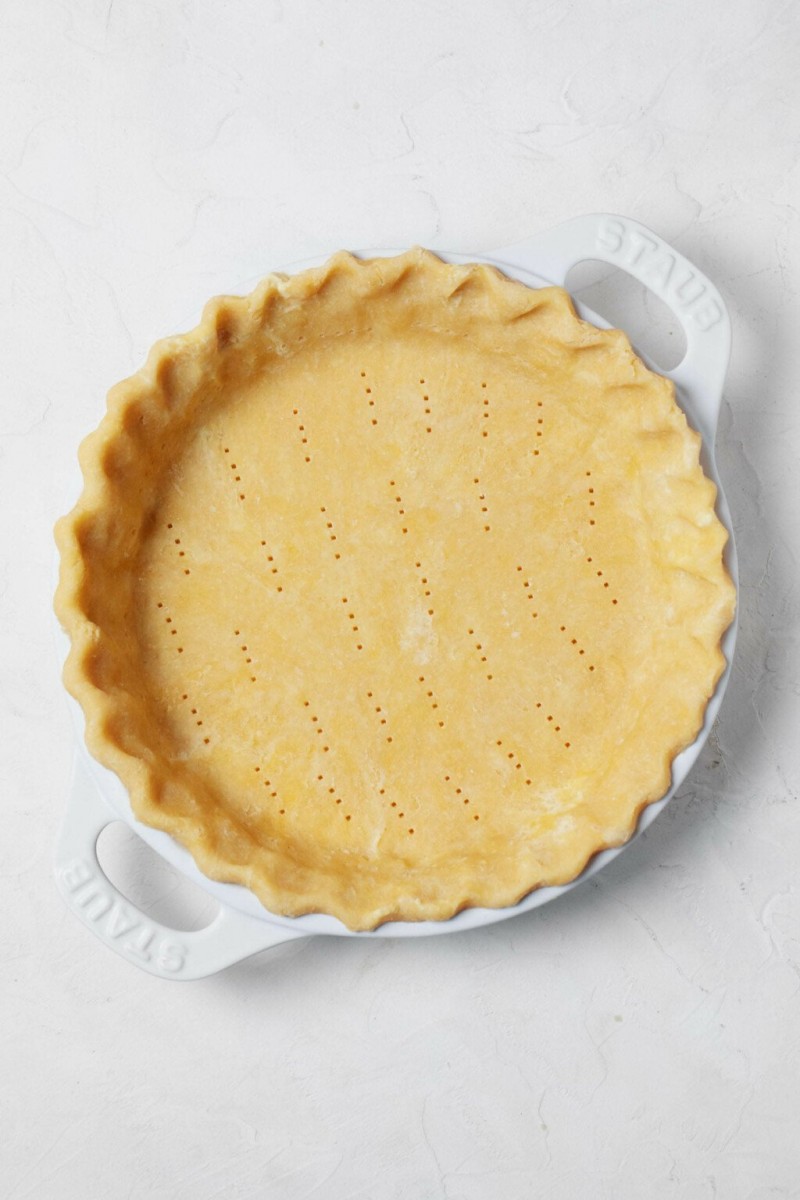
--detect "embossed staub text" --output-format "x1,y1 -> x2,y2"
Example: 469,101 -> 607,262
596,218 -> 723,331
60,858 -> 187,972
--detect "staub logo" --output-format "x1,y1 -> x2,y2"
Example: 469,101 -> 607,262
60,858 -> 186,972
596,218 -> 723,332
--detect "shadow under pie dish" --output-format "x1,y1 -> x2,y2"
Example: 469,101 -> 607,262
55,248 -> 736,932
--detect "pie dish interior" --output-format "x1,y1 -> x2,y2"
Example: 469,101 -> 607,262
55,249 -> 736,931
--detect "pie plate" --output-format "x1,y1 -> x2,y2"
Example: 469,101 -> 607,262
53,213 -> 739,979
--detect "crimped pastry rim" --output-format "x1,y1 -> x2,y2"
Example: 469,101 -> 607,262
54,248 -> 737,931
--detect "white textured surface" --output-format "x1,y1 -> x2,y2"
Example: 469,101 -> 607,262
2,1 -> 799,1196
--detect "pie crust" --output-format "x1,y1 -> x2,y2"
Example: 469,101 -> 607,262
55,248 -> 736,931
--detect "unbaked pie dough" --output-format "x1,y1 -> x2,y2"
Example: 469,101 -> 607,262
55,249 -> 736,930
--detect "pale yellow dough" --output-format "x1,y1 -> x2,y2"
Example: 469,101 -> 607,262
55,249 -> 735,930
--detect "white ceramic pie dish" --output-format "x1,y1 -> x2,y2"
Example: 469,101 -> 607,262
54,212 -> 738,979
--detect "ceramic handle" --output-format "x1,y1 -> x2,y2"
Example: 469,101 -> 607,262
492,213 -> 730,440
54,756 -> 305,980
